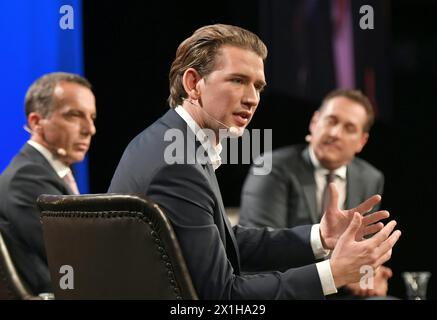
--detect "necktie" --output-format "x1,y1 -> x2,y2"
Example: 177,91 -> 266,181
320,172 -> 335,218
63,171 -> 80,195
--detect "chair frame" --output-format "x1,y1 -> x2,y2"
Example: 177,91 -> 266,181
0,230 -> 39,300
37,193 -> 198,300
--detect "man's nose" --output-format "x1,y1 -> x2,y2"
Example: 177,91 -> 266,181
328,124 -> 343,137
242,85 -> 259,109
81,118 -> 96,136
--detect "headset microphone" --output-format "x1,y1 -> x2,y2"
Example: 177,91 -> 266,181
23,124 -> 32,134
56,148 -> 67,156
228,126 -> 242,137
183,99 -> 244,138
23,124 -> 68,157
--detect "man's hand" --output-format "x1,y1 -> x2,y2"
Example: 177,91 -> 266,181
320,183 -> 389,250
329,212 -> 401,288
345,266 -> 393,297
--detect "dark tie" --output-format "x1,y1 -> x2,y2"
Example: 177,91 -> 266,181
63,171 -> 80,195
320,172 -> 335,218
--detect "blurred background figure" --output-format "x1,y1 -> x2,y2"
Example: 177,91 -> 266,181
240,89 -> 393,298
0,72 -> 96,295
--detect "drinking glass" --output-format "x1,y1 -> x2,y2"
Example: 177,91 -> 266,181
402,271 -> 431,300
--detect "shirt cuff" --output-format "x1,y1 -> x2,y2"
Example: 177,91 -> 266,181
310,224 -> 331,260
316,260 -> 338,296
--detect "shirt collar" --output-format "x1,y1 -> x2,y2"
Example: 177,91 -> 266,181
27,140 -> 71,178
308,145 -> 347,180
174,106 -> 223,170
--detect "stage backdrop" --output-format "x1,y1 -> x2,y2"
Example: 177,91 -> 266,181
0,0 -> 90,193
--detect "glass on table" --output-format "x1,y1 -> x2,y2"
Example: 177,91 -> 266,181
402,271 -> 431,300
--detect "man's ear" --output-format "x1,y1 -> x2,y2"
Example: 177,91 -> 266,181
356,132 -> 369,153
182,68 -> 202,100
27,112 -> 44,134
309,111 -> 320,135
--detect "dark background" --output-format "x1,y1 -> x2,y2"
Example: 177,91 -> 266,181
82,0 -> 437,299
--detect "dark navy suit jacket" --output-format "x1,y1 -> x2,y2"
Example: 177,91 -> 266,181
0,143 -> 74,294
109,109 -> 325,299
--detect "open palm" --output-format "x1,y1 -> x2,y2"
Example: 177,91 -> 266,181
319,183 -> 389,250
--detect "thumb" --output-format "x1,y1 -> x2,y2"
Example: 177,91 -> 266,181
343,212 -> 362,241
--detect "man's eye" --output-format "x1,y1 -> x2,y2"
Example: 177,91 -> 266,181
256,85 -> 265,92
64,112 -> 81,119
325,118 -> 335,125
345,125 -> 357,133
232,78 -> 243,84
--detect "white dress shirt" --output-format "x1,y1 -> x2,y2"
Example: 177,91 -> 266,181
175,106 -> 222,170
27,140 -> 72,179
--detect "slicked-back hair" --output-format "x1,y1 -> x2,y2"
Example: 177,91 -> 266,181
168,24 -> 267,108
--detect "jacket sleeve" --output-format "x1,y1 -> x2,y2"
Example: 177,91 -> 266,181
7,163 -> 65,258
147,164 -> 324,299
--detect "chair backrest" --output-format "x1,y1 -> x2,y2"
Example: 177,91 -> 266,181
0,229 -> 36,300
37,193 -> 198,300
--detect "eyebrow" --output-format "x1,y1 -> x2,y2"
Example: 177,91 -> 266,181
229,73 -> 267,87
326,115 -> 358,127
63,108 -> 97,119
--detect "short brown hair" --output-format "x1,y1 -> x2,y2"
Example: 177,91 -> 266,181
320,89 -> 375,132
25,72 -> 92,118
168,24 -> 267,107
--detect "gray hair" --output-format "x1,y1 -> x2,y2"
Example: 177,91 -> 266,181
25,72 -> 92,118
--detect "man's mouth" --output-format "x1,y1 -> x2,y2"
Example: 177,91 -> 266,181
322,141 -> 341,151
232,111 -> 252,126
74,143 -> 89,151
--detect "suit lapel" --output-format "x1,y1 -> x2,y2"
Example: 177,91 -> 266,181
299,148 -> 319,223
205,163 -> 241,273
161,110 -> 242,272
22,144 -> 72,194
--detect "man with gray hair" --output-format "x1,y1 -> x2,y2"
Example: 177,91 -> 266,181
0,72 -> 96,295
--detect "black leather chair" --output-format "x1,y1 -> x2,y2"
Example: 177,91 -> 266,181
0,229 -> 39,300
37,193 -> 198,300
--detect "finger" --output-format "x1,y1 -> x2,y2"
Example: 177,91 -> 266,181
360,289 -> 370,297
383,267 -> 393,279
355,289 -> 366,297
351,194 -> 382,216
342,212 -> 362,241
370,220 -> 398,247
375,229 -> 401,257
378,265 -> 392,278
367,289 -> 376,296
362,222 -> 384,238
327,183 -> 339,213
362,210 -> 390,226
376,248 -> 393,267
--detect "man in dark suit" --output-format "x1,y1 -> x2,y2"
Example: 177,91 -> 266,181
240,89 -> 392,297
109,24 -> 400,299
0,72 -> 96,295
